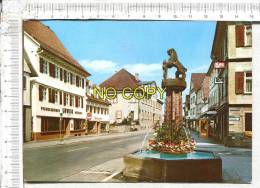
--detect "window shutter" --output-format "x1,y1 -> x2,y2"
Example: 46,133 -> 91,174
70,95 -> 72,106
64,70 -> 67,83
235,72 -> 244,94
81,97 -> 83,108
75,96 -> 78,107
40,58 -> 44,73
59,91 -> 62,105
48,88 -> 52,102
82,78 -> 85,88
52,89 -> 55,103
236,25 -> 245,47
60,68 -> 63,81
49,63 -> 55,77
76,76 -> 79,87
39,85 -> 43,101
70,73 -> 73,84
63,93 -> 66,105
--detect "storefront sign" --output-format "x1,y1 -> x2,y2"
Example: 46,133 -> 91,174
229,116 -> 240,121
87,112 -> 92,120
214,61 -> 225,69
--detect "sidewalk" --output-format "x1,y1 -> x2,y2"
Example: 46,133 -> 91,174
24,129 -> 152,149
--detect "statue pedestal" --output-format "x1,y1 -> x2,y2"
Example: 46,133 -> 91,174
165,91 -> 182,125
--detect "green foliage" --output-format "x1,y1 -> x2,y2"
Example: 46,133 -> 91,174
154,124 -> 189,144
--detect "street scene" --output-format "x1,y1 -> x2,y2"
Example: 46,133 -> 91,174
23,20 -> 252,183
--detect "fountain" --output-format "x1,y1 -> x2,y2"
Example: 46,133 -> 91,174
123,48 -> 222,182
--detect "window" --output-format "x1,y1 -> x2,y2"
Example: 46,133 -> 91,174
65,94 -> 69,105
54,90 -> 58,104
235,71 -> 252,94
39,85 -> 47,101
48,88 -> 55,103
79,78 -> 82,88
71,74 -> 75,85
245,25 -> 252,46
40,58 -> 48,74
76,76 -> 79,87
54,66 -> 59,79
60,68 -> 63,81
235,24 -> 252,47
244,72 -> 252,93
70,95 -> 74,106
64,70 -> 67,83
59,91 -> 63,105
49,63 -> 55,78
67,72 -> 71,83
23,76 -> 26,90
82,78 -> 85,88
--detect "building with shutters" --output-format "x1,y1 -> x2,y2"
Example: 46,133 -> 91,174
23,21 -> 91,140
86,83 -> 111,134
207,21 -> 252,146
100,69 -> 163,129
188,73 -> 206,131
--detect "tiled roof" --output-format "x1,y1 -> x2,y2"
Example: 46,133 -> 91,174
100,69 -> 139,90
86,94 -> 111,105
191,73 -> 206,92
23,20 -> 90,77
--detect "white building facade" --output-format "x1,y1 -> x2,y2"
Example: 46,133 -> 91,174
24,21 -> 90,140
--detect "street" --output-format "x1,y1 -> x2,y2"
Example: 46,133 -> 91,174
24,132 -> 151,182
24,131 -> 252,183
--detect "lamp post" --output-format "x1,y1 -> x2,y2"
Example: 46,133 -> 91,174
59,109 -> 63,142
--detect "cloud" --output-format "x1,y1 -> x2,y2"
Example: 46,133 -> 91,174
80,59 -> 161,76
188,64 -> 209,73
80,59 -> 117,73
123,63 -> 161,76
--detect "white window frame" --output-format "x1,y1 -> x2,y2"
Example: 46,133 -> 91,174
244,72 -> 252,94
66,94 -> 69,105
67,71 -> 70,83
54,90 -> 58,104
42,87 -> 47,101
54,66 -> 59,79
42,59 -> 48,74
244,25 -> 252,47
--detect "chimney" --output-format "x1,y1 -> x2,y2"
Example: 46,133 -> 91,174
135,73 -> 139,81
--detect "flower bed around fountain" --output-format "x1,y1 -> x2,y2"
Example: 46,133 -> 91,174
123,125 -> 222,182
149,125 -> 196,154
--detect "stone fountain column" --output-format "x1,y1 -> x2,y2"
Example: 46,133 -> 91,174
162,48 -> 187,127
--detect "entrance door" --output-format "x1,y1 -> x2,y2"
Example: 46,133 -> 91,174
245,113 -> 252,131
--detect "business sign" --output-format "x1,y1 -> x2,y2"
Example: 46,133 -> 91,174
214,61 -> 225,69
229,116 -> 240,122
87,112 -> 92,120
214,77 -> 224,84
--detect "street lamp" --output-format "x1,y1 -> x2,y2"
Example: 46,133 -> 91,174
59,109 -> 63,142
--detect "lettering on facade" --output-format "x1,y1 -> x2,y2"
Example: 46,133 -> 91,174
93,87 -> 165,100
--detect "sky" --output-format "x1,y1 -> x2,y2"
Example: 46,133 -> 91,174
43,20 -> 216,96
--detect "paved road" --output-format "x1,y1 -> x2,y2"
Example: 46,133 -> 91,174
24,132 -> 151,182
24,131 -> 252,183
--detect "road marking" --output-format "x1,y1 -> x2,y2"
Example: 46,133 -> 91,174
101,171 -> 120,182
66,146 -> 89,152
81,171 -> 111,174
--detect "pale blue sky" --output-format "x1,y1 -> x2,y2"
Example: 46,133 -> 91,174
43,20 -> 216,96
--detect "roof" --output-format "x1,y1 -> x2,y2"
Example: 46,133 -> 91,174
86,94 -> 111,106
100,69 -> 139,90
190,73 -> 206,92
23,20 -> 90,77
